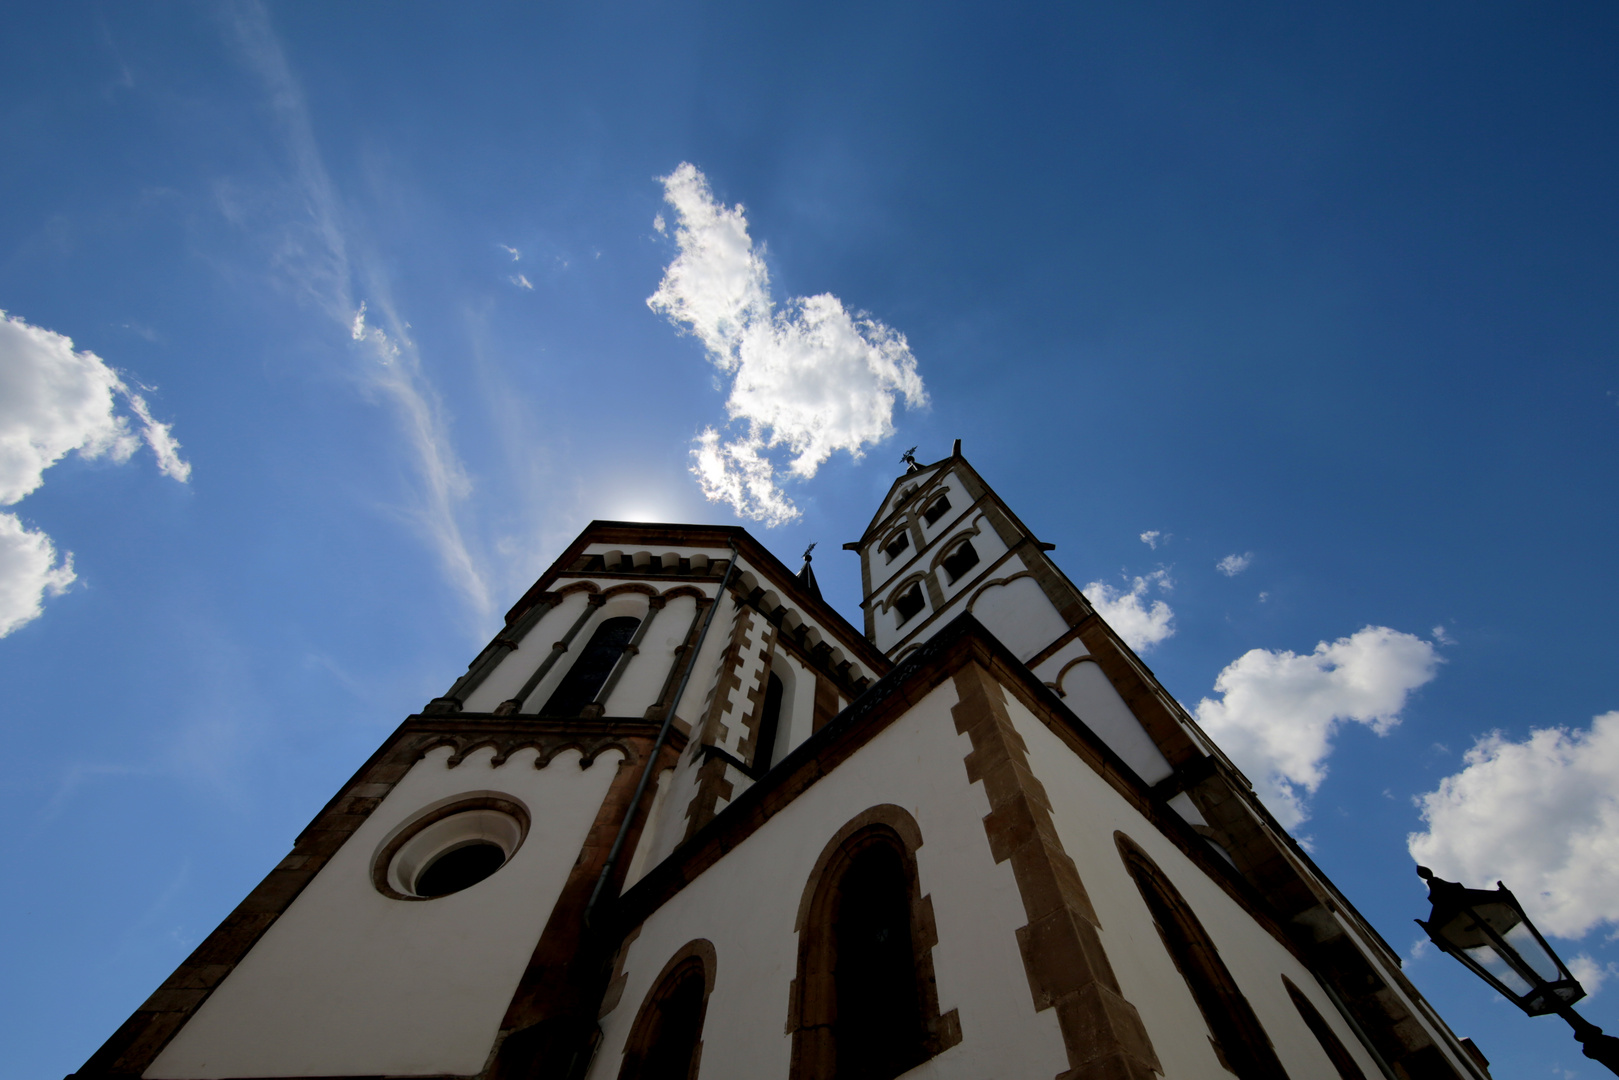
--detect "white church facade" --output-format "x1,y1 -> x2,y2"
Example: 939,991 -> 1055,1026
74,448 -> 1491,1080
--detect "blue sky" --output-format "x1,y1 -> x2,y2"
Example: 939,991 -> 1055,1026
3,3 -> 1618,1076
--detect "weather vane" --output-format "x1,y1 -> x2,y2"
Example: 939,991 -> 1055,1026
802,542 -> 816,563
901,446 -> 918,469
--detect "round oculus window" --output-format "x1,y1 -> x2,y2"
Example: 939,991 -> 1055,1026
372,795 -> 529,900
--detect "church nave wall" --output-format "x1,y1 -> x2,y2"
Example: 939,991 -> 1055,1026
145,743 -> 623,1079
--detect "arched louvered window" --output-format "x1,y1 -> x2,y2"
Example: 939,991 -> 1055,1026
618,946 -> 714,1080
541,616 -> 640,717
1282,977 -> 1367,1080
1117,835 -> 1290,1080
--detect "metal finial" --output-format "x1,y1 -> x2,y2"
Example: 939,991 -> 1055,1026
901,446 -> 918,468
802,542 -> 816,563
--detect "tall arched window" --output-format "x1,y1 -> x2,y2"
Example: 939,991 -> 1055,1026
1117,834 -> 1290,1080
790,809 -> 958,1080
541,616 -> 640,717
618,943 -> 715,1080
752,671 -> 785,773
1281,977 -> 1367,1080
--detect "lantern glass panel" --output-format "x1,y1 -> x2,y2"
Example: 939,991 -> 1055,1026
1504,922 -> 1564,984
1461,941 -> 1535,997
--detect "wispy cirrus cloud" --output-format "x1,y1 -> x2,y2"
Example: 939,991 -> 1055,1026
648,162 -> 926,525
1196,626 -> 1441,827
224,1 -> 489,618
0,311 -> 189,636
1217,551 -> 1253,576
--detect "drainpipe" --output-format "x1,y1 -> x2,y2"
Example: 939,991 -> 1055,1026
583,542 -> 739,928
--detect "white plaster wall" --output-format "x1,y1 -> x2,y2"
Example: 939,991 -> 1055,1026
870,467 -> 938,543
147,745 -> 622,1080
671,596 -> 747,724
589,679 -> 1069,1080
1056,660 -> 1173,785
1030,638 -> 1090,685
464,590 -> 593,713
638,741 -> 707,871
622,766 -> 676,891
1003,696 -> 1384,1080
967,571 -> 1068,662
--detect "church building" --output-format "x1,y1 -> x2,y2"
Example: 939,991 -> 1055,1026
74,446 -> 1491,1080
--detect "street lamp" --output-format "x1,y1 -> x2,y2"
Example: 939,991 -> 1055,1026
1416,866 -> 1619,1074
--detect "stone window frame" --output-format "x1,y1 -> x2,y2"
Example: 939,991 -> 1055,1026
919,491 -> 953,528
616,939 -> 718,1080
370,794 -> 531,901
1115,832 -> 1289,1080
786,804 -> 961,1080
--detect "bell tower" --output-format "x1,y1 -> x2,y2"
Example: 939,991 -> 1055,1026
846,442 -> 1217,789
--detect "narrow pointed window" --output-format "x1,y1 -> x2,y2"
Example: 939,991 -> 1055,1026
1282,977 -> 1367,1080
1118,835 -> 1290,1080
541,616 -> 640,717
752,671 -> 785,773
619,948 -> 714,1080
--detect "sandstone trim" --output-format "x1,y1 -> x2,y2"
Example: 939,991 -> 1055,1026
950,663 -> 1162,1080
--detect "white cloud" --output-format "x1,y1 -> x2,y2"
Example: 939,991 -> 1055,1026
1569,955 -> 1617,998
1217,552 -> 1253,577
498,244 -> 520,261
1085,569 -> 1175,652
1195,626 -> 1441,827
647,162 -> 927,525
0,311 -> 189,636
1409,712 -> 1619,940
1432,624 -> 1455,646
1140,530 -> 1163,549
227,3 -> 489,618
0,311 -> 190,502
511,273 -> 534,290
0,513 -> 77,637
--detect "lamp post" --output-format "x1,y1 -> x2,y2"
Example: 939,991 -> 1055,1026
1416,866 -> 1619,1075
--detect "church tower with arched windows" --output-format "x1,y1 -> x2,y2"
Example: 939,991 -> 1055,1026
74,448 -> 1491,1080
